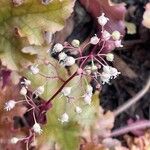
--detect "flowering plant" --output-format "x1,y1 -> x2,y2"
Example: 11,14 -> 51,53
1,0 -> 150,150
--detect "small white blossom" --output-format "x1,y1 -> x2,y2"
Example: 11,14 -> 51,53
30,65 -> 39,74
75,106 -> 82,114
58,52 -> 67,61
100,72 -> 111,84
53,43 -> 63,53
115,40 -> 123,48
61,87 -> 72,96
10,137 -> 20,144
20,87 -> 27,96
35,85 -> 45,95
101,66 -> 120,83
85,66 -> 92,75
32,123 -> 42,134
102,30 -> 111,41
98,13 -> 109,26
23,79 -> 31,86
4,100 -> 16,111
64,56 -> 75,66
112,30 -> 121,40
83,94 -> 92,105
103,65 -> 111,74
91,64 -> 98,71
106,53 -> 114,62
86,85 -> 93,95
90,35 -> 99,45
71,39 -> 80,48
59,113 -> 69,123
109,67 -> 120,79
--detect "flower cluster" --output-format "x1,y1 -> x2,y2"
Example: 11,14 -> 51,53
3,12 -> 123,148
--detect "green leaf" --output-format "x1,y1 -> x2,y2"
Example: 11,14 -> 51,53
0,0 -> 74,70
24,61 -> 99,150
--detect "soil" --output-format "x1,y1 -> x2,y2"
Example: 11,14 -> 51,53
72,0 -> 150,133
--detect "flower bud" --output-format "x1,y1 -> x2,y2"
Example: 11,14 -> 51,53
106,53 -> 114,62
83,94 -> 92,105
86,85 -> 93,95
36,85 -> 45,95
75,106 -> 82,114
11,137 -> 20,144
102,30 -> 111,41
61,87 -> 72,96
4,100 -> 16,111
59,113 -> 69,123
91,64 -> 98,71
77,68 -> 83,75
85,66 -> 92,75
112,31 -> 121,40
71,39 -> 80,48
20,87 -> 27,96
64,56 -> 75,66
32,123 -> 42,134
90,35 -> 99,45
30,65 -> 39,74
53,43 -> 63,53
98,13 -> 109,26
58,52 -> 67,61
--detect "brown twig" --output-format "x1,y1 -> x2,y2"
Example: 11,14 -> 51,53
113,77 -> 150,117
105,120 -> 150,138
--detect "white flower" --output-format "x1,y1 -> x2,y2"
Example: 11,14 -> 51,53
83,93 -> 92,105
91,64 -> 98,71
59,113 -> 69,123
100,72 -> 111,84
102,30 -> 111,41
23,79 -> 31,86
71,39 -> 80,48
115,40 -> 123,48
86,85 -> 93,95
58,52 -> 67,61
53,43 -> 63,53
10,137 -> 20,144
112,30 -> 121,40
30,65 -> 39,74
61,87 -> 72,96
64,56 -> 75,66
36,85 -> 45,95
102,65 -> 120,81
85,66 -> 92,75
75,106 -> 82,114
90,35 -> 99,45
106,53 -> 114,62
20,87 -> 27,96
103,65 -> 111,74
32,123 -> 42,134
4,100 -> 16,111
98,13 -> 109,26
109,67 -> 120,79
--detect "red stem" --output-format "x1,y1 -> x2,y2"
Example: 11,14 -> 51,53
46,71 -> 77,105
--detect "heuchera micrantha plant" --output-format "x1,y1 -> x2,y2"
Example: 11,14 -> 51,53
4,10 -> 123,148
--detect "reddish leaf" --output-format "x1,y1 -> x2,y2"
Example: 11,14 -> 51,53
79,0 -> 126,34
79,0 -> 126,53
